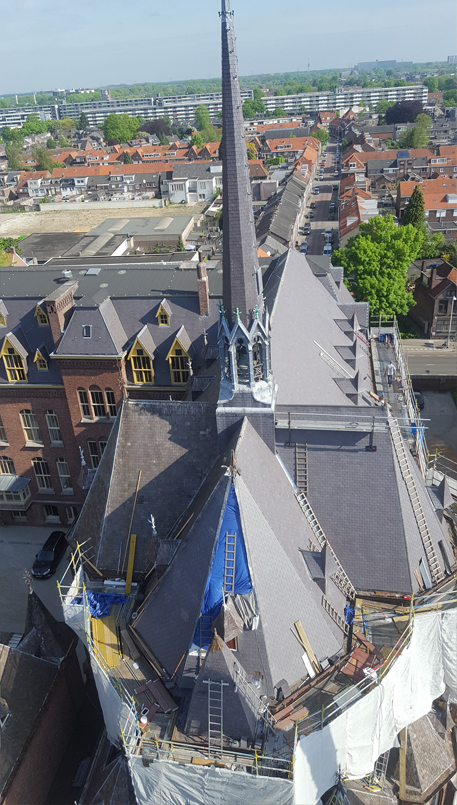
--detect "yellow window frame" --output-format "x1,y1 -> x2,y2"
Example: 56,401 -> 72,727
127,338 -> 154,385
155,305 -> 170,326
0,313 -> 6,327
34,349 -> 48,371
35,304 -> 49,326
166,338 -> 190,385
1,338 -> 27,382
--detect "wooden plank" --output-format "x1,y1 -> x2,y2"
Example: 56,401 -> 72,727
125,533 -> 137,595
147,679 -> 178,713
294,620 -> 321,673
121,628 -> 141,660
91,614 -> 121,668
191,758 -> 214,766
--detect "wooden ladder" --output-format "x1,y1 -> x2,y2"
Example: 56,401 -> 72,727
322,596 -> 349,634
295,443 -> 308,493
223,532 -> 236,596
389,419 -> 444,585
296,491 -> 356,598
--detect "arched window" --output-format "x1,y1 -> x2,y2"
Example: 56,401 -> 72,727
1,339 -> 27,382
252,336 -> 263,381
56,459 -> 72,492
168,340 -> 190,385
45,411 -> 62,443
128,341 -> 154,384
223,337 -> 231,381
0,456 -> 15,475
236,339 -> 249,384
89,386 -> 106,418
20,410 -> 41,443
105,389 -> 117,418
33,457 -> 53,490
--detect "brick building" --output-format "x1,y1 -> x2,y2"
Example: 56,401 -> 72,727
0,256 -> 221,527
410,260 -> 457,338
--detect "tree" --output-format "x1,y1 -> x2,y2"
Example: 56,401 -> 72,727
102,113 -> 140,144
247,146 -> 256,160
312,128 -> 330,145
138,119 -> 171,136
331,215 -> 422,317
46,138 -> 56,149
420,231 -> 446,259
159,133 -> 169,145
22,113 -> 48,136
191,132 -> 203,148
122,150 -> 133,164
32,145 -> 54,172
423,77 -> 438,93
385,100 -> 423,124
341,138 -> 350,151
0,236 -> 23,256
402,186 -> 425,229
242,99 -> 255,119
2,127 -> 23,147
57,117 -> 77,130
252,88 -> 266,115
195,104 -> 210,131
177,236 -> 185,252
200,125 -> 221,143
441,243 -> 457,268
5,142 -> 23,170
58,136 -> 71,147
375,99 -> 395,123
79,112 -> 89,129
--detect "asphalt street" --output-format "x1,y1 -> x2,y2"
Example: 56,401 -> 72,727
297,140 -> 339,256
405,350 -> 457,376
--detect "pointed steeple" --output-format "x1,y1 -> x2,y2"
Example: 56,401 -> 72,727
220,0 -> 263,328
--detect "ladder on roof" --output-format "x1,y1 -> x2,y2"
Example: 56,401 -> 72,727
199,614 -> 213,649
295,443 -> 308,494
223,532 -> 237,597
203,679 -> 228,756
364,750 -> 390,792
389,418 -> 444,585
296,491 -> 356,599
322,595 -> 349,634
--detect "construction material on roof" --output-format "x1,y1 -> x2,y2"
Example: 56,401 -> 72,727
72,590 -> 128,619
91,614 -> 122,668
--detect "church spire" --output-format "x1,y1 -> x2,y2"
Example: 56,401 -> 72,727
220,0 -> 263,328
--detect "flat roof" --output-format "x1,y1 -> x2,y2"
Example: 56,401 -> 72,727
88,216 -> 194,237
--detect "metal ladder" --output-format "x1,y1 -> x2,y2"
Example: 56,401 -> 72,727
233,666 -> 276,730
203,679 -> 227,755
224,532 -> 236,596
296,491 -> 356,598
199,614 -> 213,648
364,749 -> 390,791
295,443 -> 308,493
389,419 -> 444,585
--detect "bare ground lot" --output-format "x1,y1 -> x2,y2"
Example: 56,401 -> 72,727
0,203 -> 207,238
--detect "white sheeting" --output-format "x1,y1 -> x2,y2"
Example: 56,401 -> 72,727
129,757 -> 294,805
91,657 -> 125,745
295,608 -> 457,805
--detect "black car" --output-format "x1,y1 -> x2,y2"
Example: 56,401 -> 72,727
414,391 -> 425,410
32,531 -> 67,579
309,210 -> 315,218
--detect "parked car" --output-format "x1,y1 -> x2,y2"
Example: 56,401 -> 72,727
31,531 -> 67,579
321,160 -> 326,167
323,244 -> 332,256
333,171 -> 339,178
328,212 -> 335,220
304,223 -> 311,234
329,202 -> 335,212
309,210 -> 315,218
414,391 -> 425,410
314,187 -> 320,194
324,229 -> 333,241
332,184 -> 338,191
300,242 -> 308,254
310,201 -> 316,209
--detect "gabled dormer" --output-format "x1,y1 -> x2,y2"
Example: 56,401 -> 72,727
1,333 -> 28,382
34,302 -> 49,327
0,301 -> 8,328
155,299 -> 172,327
166,326 -> 193,385
34,345 -> 49,372
127,325 -> 156,385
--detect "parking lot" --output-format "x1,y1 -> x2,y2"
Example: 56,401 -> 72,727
0,525 -> 70,633
297,139 -> 340,257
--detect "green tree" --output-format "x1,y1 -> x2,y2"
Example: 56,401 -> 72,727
79,112 -> 89,129
2,127 -> 23,146
57,117 -> 77,130
242,99 -> 255,119
195,104 -> 210,130
420,231 -> 446,259
252,88 -> 266,115
177,236 -> 185,252
5,142 -> 23,170
102,113 -> 140,144
46,137 -> 56,149
247,146 -> 256,160
423,77 -> 438,93
22,113 -> 48,135
0,236 -> 23,255
331,215 -> 422,317
441,242 -> 457,268
271,107 -> 287,117
191,132 -> 203,148
159,133 -> 169,145
402,186 -> 425,228
312,128 -> 330,145
58,136 -> 71,147
32,145 -> 54,172
122,150 -> 133,164
200,125 -> 221,143
341,138 -> 350,150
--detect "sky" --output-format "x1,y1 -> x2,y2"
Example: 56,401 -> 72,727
1,0 -> 456,95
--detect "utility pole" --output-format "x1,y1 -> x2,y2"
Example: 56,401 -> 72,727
446,296 -> 456,348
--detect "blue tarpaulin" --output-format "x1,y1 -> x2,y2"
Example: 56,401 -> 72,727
72,590 -> 128,619
194,483 -> 252,647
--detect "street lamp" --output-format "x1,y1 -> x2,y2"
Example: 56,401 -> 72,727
447,296 -> 456,348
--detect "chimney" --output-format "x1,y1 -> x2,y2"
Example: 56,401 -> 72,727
44,280 -> 78,348
197,259 -> 209,316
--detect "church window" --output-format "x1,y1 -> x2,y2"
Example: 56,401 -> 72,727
236,339 -> 249,384
1,339 -> 27,382
129,341 -> 154,384
168,339 -> 190,385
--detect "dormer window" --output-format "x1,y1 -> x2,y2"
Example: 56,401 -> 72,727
155,299 -> 172,327
1,338 -> 27,382
167,337 -> 190,385
82,325 -> 92,338
0,314 -> 6,327
128,339 -> 154,384
35,304 -> 49,326
34,349 -> 48,371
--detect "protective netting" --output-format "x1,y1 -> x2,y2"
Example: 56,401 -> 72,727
294,609 -> 457,805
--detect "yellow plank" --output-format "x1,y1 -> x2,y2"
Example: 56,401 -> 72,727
125,533 -> 137,595
294,620 -> 321,674
91,613 -> 121,668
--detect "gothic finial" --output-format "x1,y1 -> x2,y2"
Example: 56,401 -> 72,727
234,307 -> 241,321
253,304 -> 259,320
218,301 -> 226,318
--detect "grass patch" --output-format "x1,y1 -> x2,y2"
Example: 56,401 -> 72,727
397,314 -> 420,340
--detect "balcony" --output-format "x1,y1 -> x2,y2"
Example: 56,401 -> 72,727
0,475 -> 32,510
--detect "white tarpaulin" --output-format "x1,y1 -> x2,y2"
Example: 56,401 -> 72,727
129,757 -> 294,805
294,608 -> 457,805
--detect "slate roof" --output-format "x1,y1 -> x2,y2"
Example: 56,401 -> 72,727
172,162 -> 222,180
264,249 -> 372,407
55,300 -> 128,357
0,305 -> 62,386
